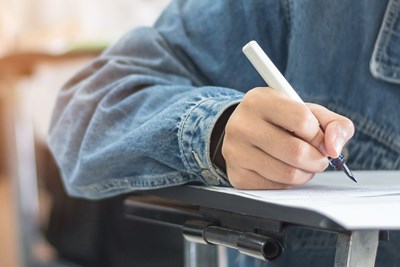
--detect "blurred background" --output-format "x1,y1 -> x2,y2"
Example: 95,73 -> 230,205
0,0 -> 170,266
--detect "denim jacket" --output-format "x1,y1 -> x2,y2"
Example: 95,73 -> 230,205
49,0 -> 400,199
49,0 -> 400,265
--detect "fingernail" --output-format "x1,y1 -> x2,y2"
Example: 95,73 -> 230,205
333,135 -> 345,155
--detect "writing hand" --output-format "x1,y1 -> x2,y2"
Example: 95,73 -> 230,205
222,87 -> 354,189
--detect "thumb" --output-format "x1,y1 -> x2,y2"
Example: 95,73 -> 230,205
307,104 -> 355,158
324,121 -> 354,158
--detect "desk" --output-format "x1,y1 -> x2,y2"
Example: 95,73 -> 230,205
125,171 -> 400,267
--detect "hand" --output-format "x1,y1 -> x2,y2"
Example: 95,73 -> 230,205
222,87 -> 354,189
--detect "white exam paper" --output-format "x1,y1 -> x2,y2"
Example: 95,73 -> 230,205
202,171 -> 400,230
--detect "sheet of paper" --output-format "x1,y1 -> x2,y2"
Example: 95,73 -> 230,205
200,171 -> 400,229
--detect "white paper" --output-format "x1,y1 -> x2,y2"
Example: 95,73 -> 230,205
199,171 -> 400,230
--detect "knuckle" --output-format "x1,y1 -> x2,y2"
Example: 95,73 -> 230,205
242,88 -> 263,107
289,143 -> 308,165
225,116 -> 246,137
227,122 -> 248,140
283,168 -> 314,185
269,97 -> 283,113
283,168 -> 303,184
221,142 -> 240,164
296,110 -> 317,133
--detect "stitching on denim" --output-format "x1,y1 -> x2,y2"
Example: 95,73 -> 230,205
375,0 -> 400,63
329,105 -> 400,155
178,95 -> 241,174
371,0 -> 400,81
281,0 -> 292,41
303,97 -> 400,155
75,171 -> 198,194
301,93 -> 400,155
178,100 -> 200,173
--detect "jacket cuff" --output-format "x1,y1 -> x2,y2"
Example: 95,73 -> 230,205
179,92 -> 242,186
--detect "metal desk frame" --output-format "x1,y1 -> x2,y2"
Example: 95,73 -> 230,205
124,186 -> 382,267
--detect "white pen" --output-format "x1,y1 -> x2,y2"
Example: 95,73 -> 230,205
242,40 -> 356,183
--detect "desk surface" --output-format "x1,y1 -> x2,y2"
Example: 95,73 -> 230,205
144,171 -> 400,231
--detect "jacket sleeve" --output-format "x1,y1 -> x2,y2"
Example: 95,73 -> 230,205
48,0 -> 288,199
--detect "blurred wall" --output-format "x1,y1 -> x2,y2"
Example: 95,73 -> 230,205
0,0 -> 170,54
0,2 -> 171,266
0,0 -> 170,173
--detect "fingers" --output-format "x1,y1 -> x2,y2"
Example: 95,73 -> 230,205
222,87 -> 354,190
228,113 -> 328,172
243,88 -> 326,154
224,143 -> 316,188
307,104 -> 355,158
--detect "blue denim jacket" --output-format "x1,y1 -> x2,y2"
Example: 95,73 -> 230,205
49,0 -> 400,198
49,0 -> 400,265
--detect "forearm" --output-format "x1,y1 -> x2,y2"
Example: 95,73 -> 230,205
50,86 -> 242,199
48,28 -> 243,199
48,0 -> 289,198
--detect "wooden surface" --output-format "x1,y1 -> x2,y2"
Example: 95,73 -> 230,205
0,176 -> 19,267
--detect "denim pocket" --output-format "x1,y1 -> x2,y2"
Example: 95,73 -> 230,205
370,0 -> 400,84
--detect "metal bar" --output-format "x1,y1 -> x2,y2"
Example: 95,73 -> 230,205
124,196 -> 205,228
182,220 -> 282,261
334,230 -> 380,267
184,239 -> 218,267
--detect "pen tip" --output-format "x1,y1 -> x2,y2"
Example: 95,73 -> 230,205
343,164 -> 357,183
349,175 -> 358,183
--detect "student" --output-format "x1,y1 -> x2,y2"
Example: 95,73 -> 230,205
48,0 -> 400,266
